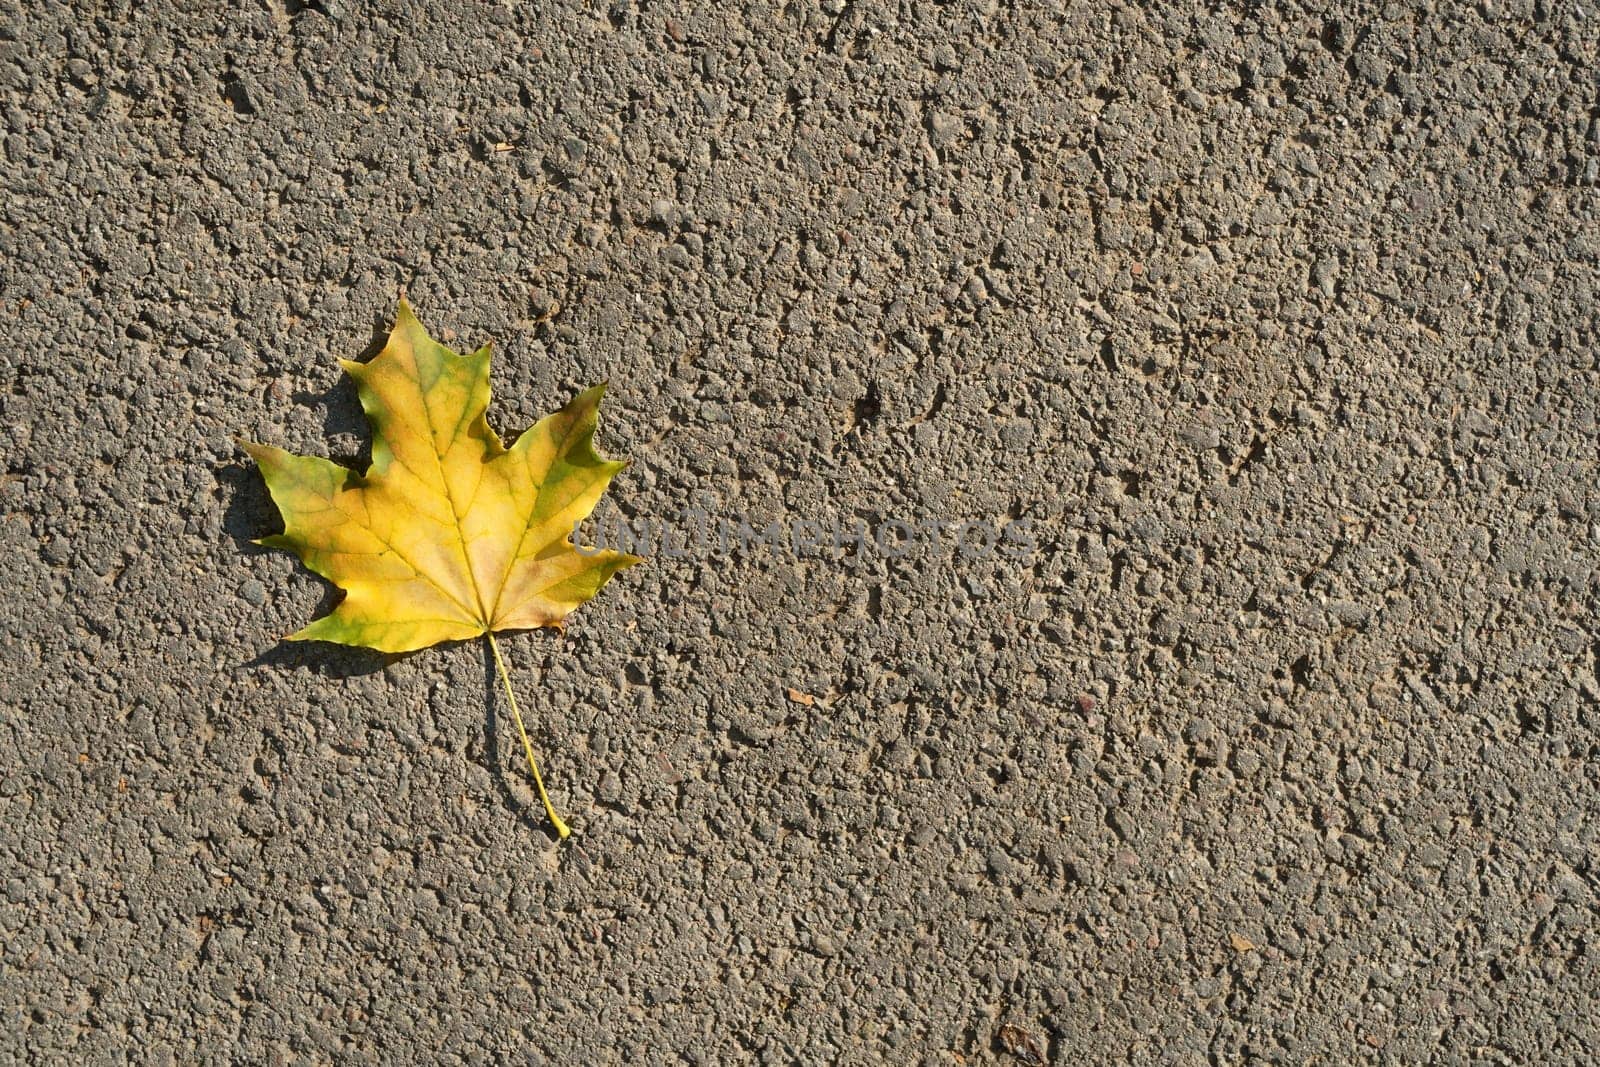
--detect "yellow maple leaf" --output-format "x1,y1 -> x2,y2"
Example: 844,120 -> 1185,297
244,298 -> 639,837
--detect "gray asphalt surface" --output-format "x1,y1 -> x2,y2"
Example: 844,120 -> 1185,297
3,1 -> 1599,1063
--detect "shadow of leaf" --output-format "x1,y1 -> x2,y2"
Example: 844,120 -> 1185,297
243,640 -> 393,679
218,460 -> 275,549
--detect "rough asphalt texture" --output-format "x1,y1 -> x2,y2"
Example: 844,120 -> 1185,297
3,1 -> 1598,1063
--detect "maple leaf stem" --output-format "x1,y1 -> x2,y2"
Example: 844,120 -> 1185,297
487,632 -> 571,839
